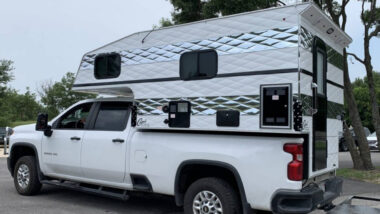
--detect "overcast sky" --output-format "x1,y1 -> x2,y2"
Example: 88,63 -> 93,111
0,0 -> 379,94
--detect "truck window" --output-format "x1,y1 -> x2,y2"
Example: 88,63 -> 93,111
93,102 -> 130,131
94,53 -> 121,79
57,103 -> 93,129
180,49 -> 217,80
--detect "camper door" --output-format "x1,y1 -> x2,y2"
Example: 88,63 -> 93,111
312,37 -> 328,171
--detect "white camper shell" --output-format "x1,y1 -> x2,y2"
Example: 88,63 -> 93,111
73,2 -> 350,178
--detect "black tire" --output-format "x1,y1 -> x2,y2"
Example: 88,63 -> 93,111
184,177 -> 241,214
13,156 -> 42,196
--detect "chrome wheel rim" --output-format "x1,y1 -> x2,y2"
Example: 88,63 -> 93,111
17,164 -> 30,189
193,190 -> 223,214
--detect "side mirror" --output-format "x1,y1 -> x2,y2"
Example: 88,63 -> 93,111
36,113 -> 48,131
36,113 -> 53,137
44,126 -> 53,137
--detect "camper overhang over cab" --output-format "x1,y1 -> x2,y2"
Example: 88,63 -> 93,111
73,2 -> 351,181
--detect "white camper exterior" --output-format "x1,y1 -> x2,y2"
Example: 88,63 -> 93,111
7,2 -> 351,214
73,2 -> 350,178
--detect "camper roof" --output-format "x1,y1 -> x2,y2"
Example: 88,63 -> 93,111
82,2 -> 350,57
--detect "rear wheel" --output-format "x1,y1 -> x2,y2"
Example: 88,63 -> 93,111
14,156 -> 42,195
184,177 -> 241,214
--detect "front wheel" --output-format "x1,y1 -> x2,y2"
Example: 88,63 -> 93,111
184,177 -> 241,214
14,156 -> 42,196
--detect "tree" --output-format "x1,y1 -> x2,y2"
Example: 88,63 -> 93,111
347,1 -> 380,153
39,72 -> 96,118
319,0 -> 373,170
350,72 -> 380,132
0,88 -> 44,126
0,60 -> 14,126
160,0 -> 279,26
0,60 -> 14,95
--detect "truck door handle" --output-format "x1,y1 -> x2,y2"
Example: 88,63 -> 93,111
70,136 -> 81,141
112,138 -> 125,143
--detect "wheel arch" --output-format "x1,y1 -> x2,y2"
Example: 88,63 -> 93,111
174,160 -> 251,214
9,142 -> 43,179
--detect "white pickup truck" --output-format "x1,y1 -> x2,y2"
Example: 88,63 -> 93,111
8,97 -> 340,214
7,3 -> 349,214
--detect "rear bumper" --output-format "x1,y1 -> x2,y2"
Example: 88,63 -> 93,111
271,177 -> 343,214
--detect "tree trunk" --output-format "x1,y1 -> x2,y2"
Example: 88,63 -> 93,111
363,26 -> 380,152
343,122 -> 364,169
343,49 -> 374,170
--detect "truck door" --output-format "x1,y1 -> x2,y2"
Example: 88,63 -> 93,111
80,102 -> 131,184
313,37 -> 328,171
42,102 -> 94,177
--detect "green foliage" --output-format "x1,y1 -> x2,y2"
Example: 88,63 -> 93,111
347,71 -> 380,132
0,88 -> 44,127
160,0 -> 278,27
203,0 -> 278,17
9,121 -> 35,127
362,7 -> 380,28
337,167 -> 380,184
0,60 -> 14,95
159,18 -> 174,27
39,72 -> 96,118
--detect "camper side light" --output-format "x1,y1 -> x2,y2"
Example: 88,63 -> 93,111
326,28 -> 334,34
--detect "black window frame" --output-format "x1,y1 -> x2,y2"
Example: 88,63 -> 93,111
259,83 -> 292,129
312,36 -> 328,171
179,49 -> 218,81
87,101 -> 132,132
313,37 -> 327,97
94,53 -> 121,80
53,102 -> 95,130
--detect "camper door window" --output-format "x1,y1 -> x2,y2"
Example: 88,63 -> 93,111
316,51 -> 326,95
94,53 -> 121,79
180,49 -> 217,80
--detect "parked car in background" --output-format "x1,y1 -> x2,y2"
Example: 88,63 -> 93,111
0,127 -> 13,147
0,127 -> 6,147
367,132 -> 379,150
339,127 -> 371,152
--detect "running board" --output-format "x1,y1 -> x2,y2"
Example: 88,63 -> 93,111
41,180 -> 130,200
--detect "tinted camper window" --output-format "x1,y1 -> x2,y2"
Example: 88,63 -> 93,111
94,53 -> 121,79
180,50 -> 217,80
316,51 -> 326,95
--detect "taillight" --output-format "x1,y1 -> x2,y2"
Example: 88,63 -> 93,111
284,143 -> 303,181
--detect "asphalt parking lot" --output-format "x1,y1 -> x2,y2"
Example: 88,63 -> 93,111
1,152 -> 380,214
0,158 -> 182,214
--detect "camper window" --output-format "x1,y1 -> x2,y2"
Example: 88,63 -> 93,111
316,50 -> 326,95
94,53 -> 121,79
180,49 -> 217,80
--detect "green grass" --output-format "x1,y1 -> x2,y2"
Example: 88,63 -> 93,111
337,167 -> 380,184
9,121 -> 35,127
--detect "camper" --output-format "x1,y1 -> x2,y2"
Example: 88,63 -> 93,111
7,2 -> 350,214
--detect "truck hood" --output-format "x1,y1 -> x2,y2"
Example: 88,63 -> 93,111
13,123 -> 36,132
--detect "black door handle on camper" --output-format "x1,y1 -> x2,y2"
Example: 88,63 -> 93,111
112,138 -> 125,143
70,136 -> 81,141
